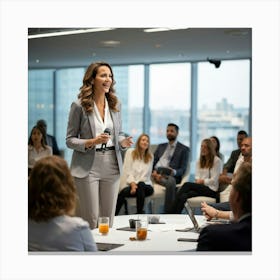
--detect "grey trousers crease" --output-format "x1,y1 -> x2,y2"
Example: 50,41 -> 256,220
74,150 -> 120,229
159,175 -> 176,213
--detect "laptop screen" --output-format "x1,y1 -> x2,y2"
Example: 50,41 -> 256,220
184,201 -> 200,231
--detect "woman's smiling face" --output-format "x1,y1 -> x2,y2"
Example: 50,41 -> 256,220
93,66 -> 112,93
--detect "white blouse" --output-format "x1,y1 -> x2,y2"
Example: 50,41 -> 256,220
195,156 -> 223,192
28,145 -> 53,169
123,148 -> 153,186
93,98 -> 114,149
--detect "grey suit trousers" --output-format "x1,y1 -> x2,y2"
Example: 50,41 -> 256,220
74,150 -> 120,229
159,175 -> 177,213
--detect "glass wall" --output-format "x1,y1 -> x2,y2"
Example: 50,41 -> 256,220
197,60 -> 250,163
28,59 -> 251,176
28,69 -> 54,135
113,65 -> 144,140
55,68 -> 86,162
149,63 -> 191,146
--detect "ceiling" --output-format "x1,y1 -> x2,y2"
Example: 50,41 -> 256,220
28,28 -> 251,69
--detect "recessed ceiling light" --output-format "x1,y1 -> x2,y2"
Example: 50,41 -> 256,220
100,40 -> 120,48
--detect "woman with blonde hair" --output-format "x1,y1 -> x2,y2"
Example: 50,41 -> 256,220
169,138 -> 223,214
28,156 -> 97,251
115,134 -> 154,215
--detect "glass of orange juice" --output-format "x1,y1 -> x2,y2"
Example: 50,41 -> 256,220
136,219 -> 148,241
98,217 -> 109,235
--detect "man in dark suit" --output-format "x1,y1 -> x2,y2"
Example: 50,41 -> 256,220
37,119 -> 61,156
219,130 -> 248,186
197,161 -> 252,251
152,123 -> 190,213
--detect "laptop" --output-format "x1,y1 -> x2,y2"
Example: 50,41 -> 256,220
175,201 -> 204,233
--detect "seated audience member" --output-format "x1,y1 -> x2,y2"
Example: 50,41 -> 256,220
210,136 -> 224,164
115,134 -> 154,215
197,161 -> 252,251
219,130 -> 248,186
152,123 -> 190,213
204,136 -> 252,213
28,156 -> 97,252
168,138 -> 222,214
37,119 -> 61,156
28,125 -> 52,175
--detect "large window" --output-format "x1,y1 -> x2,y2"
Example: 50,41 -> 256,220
149,63 -> 191,146
28,60 -> 251,174
55,68 -> 86,162
197,59 -> 250,163
113,65 -> 144,140
28,69 -> 54,135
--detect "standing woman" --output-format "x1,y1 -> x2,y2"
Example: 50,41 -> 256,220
169,138 -> 222,214
115,134 -> 154,215
66,61 -> 133,229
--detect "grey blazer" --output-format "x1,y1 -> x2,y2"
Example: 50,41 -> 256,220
66,100 -> 125,178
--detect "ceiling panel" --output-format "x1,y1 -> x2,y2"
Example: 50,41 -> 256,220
28,28 -> 251,69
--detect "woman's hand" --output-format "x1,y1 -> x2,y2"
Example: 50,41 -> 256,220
195,178 -> 204,185
121,136 -> 134,148
85,133 -> 110,149
130,182 -> 138,194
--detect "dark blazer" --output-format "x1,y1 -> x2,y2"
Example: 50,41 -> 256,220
223,148 -> 241,173
196,215 -> 252,251
46,134 -> 60,156
153,142 -> 190,184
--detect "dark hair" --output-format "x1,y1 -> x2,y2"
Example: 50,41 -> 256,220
238,130 -> 248,137
232,161 -> 252,213
28,125 -> 47,148
167,123 -> 179,133
132,133 -> 153,163
210,136 -> 220,154
28,156 -> 77,222
78,61 -> 118,113
36,119 -> 47,130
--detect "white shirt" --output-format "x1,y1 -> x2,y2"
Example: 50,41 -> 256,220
233,154 -> 244,173
93,98 -> 114,149
28,145 -> 52,168
195,156 -> 223,192
155,141 -> 177,169
123,148 -> 153,186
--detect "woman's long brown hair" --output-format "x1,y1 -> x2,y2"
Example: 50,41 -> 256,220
199,138 -> 216,169
78,61 -> 118,113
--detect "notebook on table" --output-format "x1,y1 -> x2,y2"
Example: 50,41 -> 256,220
96,242 -> 124,251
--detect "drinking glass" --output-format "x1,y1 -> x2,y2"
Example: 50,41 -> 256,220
135,219 -> 148,240
98,217 -> 109,235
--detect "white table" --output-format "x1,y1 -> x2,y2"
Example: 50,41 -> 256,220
92,214 -> 207,253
